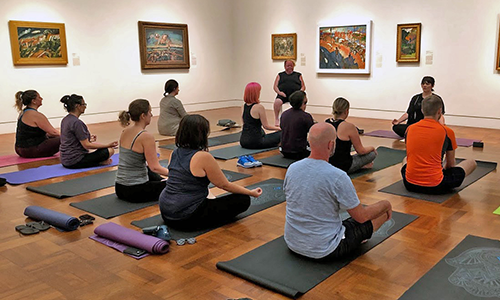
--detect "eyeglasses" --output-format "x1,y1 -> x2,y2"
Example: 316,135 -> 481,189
79,103 -> 88,107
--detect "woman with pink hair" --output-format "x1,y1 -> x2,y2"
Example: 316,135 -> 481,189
239,82 -> 281,149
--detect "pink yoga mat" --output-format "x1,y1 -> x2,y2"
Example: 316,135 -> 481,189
364,130 -> 480,147
0,153 -> 59,168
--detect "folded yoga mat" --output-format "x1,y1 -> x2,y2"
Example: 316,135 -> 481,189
364,130 -> 480,147
210,145 -> 279,160
160,132 -> 242,150
379,160 -> 497,203
1,153 -> 119,185
216,211 -> 418,299
0,153 -> 59,168
70,194 -> 157,219
131,178 -> 285,239
26,159 -> 169,199
90,222 -> 169,259
399,235 -> 500,300
24,205 -> 80,231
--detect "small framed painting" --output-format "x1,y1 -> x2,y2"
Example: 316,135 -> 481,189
396,23 -> 421,63
8,20 -> 68,66
138,21 -> 190,69
272,33 -> 297,60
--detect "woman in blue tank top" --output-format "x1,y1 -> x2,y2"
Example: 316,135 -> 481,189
159,114 -> 262,230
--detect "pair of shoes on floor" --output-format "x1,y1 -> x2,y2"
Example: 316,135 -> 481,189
237,155 -> 262,168
15,221 -> 51,235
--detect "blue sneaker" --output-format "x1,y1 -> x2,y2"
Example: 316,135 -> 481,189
245,155 -> 262,167
237,156 -> 254,168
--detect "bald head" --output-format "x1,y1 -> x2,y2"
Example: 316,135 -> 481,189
308,122 -> 336,159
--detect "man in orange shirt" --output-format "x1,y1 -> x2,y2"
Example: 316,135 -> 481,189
402,95 -> 476,194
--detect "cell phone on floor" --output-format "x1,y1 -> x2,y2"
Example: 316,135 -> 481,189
123,246 -> 146,257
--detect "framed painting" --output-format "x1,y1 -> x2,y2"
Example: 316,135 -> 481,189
8,20 -> 68,66
272,33 -> 297,60
138,21 -> 190,69
396,23 -> 421,63
317,21 -> 371,74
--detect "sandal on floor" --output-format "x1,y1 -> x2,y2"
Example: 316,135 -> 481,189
15,225 -> 40,235
27,221 -> 51,231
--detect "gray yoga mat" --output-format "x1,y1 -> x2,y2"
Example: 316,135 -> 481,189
160,132 -> 242,150
70,194 -> 157,219
131,178 -> 285,239
349,146 -> 406,179
216,211 -> 418,299
260,155 -> 299,168
399,235 -> 500,300
208,169 -> 252,188
210,145 -> 279,160
379,160 -> 497,203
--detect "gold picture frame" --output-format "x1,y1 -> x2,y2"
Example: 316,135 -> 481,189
8,20 -> 68,66
396,23 -> 421,63
272,33 -> 297,60
138,21 -> 190,69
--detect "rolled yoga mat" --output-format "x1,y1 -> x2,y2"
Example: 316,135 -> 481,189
160,132 -> 242,150
90,222 -> 169,258
131,178 -> 286,239
399,235 -> 500,300
216,211 -> 418,299
1,153 -> 119,185
0,153 -> 59,168
364,130 -> 480,147
210,145 -> 278,160
379,160 -> 497,203
24,205 -> 80,231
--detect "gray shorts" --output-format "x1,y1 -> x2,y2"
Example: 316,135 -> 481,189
348,151 -> 377,173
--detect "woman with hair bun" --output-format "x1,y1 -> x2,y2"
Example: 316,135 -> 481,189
158,79 -> 188,136
14,90 -> 60,158
59,94 -> 117,168
115,99 -> 169,203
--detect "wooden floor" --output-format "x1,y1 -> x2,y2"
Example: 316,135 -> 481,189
0,107 -> 499,300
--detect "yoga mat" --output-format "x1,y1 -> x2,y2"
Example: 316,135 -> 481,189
494,206 -> 500,215
90,222 -> 169,258
131,178 -> 285,239
208,169 -> 252,188
1,153 -> 119,185
26,159 -> 169,199
260,155 -> 299,168
0,153 -> 59,168
217,211 -> 418,299
379,160 -> 497,203
348,146 -> 406,179
24,205 -> 80,231
400,235 -> 500,299
210,145 -> 279,160
365,130 -> 480,147
70,194 -> 157,219
160,132 -> 242,150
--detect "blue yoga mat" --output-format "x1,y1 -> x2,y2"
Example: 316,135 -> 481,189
1,153 -> 119,185
24,205 -> 80,231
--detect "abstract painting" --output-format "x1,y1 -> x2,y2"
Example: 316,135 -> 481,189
272,33 -> 297,60
396,23 -> 421,63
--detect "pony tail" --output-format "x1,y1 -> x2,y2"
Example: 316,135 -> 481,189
14,91 -> 24,112
118,110 -> 131,127
60,95 -> 70,110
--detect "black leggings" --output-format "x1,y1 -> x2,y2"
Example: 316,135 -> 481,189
240,131 -> 281,149
64,148 -> 110,169
281,149 -> 310,160
163,193 -> 251,231
392,124 -> 409,138
115,168 -> 166,203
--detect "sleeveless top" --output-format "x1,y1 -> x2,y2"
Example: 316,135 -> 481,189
116,130 -> 148,186
159,148 -> 210,220
325,118 -> 353,172
241,103 -> 264,140
15,108 -> 47,148
277,71 -> 302,99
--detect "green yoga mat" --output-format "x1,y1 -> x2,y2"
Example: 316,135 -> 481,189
216,211 -> 418,299
131,178 -> 285,239
400,235 -> 500,299
379,160 -> 497,203
160,132 -> 242,150
210,145 -> 279,160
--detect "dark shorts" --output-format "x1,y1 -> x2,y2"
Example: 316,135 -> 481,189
276,94 -> 289,103
64,148 -> 110,169
401,164 -> 466,194
323,218 -> 373,260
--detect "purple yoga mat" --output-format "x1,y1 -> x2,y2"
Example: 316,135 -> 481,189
92,222 -> 169,255
24,205 -> 80,231
364,130 -> 480,147
0,153 -> 119,184
0,153 -> 59,168
89,235 -> 149,259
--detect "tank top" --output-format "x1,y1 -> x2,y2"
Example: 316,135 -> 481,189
241,103 -> 264,140
116,130 -> 149,186
277,71 -> 302,99
15,108 -> 47,148
159,148 -> 210,220
325,118 -> 353,172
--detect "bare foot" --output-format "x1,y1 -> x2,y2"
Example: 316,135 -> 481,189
100,158 -> 112,166
361,162 -> 374,169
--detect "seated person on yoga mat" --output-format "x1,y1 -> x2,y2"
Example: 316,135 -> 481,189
273,59 -> 306,126
240,82 -> 281,149
116,99 -> 169,203
284,122 -> 392,259
392,76 -> 445,138
157,79 -> 188,136
279,90 -> 314,160
402,95 -> 476,194
59,94 -> 117,169
14,90 -> 60,158
326,97 -> 377,173
159,114 -> 262,230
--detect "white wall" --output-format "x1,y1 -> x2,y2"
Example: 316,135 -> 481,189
232,0 -> 500,128
0,0 -> 237,133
